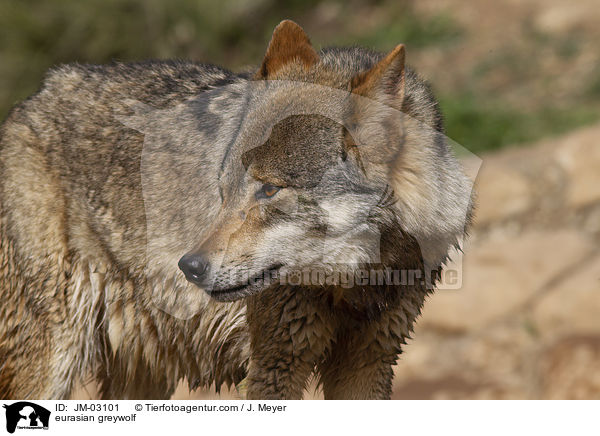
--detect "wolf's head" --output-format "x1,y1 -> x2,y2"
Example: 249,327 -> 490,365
173,20 -> 473,302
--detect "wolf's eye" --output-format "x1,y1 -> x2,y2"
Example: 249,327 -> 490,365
256,184 -> 281,199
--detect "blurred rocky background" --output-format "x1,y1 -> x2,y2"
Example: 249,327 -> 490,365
3,0 -> 596,399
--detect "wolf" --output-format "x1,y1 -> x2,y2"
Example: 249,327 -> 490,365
0,20 -> 473,399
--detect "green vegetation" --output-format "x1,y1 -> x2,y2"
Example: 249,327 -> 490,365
440,94 -> 600,153
332,8 -> 462,49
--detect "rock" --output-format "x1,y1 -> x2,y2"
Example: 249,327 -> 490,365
531,254 -> 600,336
474,163 -> 532,225
534,4 -> 588,34
553,125 -> 600,209
420,230 -> 595,332
393,323 -> 535,399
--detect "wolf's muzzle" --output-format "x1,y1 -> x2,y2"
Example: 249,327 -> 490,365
178,252 -> 210,287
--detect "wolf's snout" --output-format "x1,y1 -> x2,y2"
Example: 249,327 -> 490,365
178,253 -> 210,286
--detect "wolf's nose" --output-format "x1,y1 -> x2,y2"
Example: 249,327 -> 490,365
178,253 -> 210,286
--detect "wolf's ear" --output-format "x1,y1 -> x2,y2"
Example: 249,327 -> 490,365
345,45 -> 407,166
351,44 -> 406,104
256,20 -> 319,79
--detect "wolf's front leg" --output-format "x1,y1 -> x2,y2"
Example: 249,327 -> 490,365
318,353 -> 395,400
244,355 -> 314,400
318,312 -> 406,400
245,287 -> 333,400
